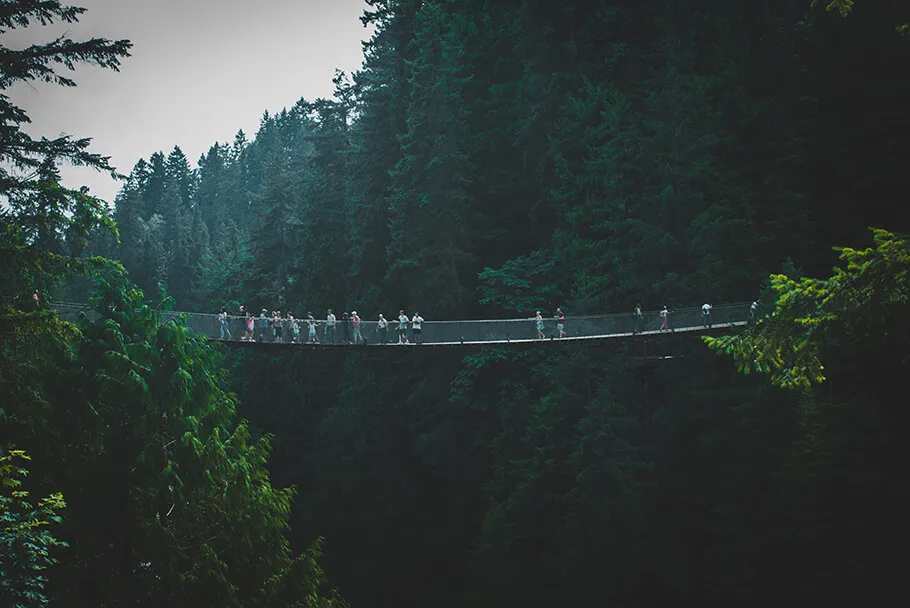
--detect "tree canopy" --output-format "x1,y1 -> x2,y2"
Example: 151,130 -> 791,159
4,0 -> 910,605
1,3 -> 343,606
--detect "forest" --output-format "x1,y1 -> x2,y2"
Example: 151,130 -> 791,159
2,0 -> 910,606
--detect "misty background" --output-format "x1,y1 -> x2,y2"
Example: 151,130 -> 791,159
7,0 -> 371,203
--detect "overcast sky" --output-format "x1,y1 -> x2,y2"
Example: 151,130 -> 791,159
8,0 -> 371,203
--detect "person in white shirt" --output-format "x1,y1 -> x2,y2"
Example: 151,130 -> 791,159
377,314 -> 389,344
702,303 -> 712,328
411,312 -> 424,344
535,311 -> 545,339
633,303 -> 643,334
397,310 -> 409,344
749,301 -> 758,324
660,306 -> 672,332
288,313 -> 300,343
307,313 -> 320,344
325,309 -> 336,344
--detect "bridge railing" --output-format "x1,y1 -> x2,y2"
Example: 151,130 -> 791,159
49,302 -> 751,345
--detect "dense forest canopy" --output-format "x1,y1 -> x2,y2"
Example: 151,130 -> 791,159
3,0 -> 910,606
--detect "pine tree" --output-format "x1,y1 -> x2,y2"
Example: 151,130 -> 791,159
385,1 -> 477,316
141,152 -> 167,219
346,0 -> 421,313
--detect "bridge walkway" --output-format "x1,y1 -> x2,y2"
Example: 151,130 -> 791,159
50,302 -> 750,348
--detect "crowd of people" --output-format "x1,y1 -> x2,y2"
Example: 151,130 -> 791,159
218,307 -> 426,345
216,306 -> 574,345
214,301 -> 757,345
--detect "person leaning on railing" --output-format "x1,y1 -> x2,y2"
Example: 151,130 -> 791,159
411,312 -> 423,344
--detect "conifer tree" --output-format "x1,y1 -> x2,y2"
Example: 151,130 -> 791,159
385,1 -> 477,316
346,0 -> 422,312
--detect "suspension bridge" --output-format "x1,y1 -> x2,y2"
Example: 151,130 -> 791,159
50,302 -> 751,349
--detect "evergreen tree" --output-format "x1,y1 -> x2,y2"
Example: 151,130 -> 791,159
141,152 -> 167,218
346,0 -> 422,313
385,1 -> 477,316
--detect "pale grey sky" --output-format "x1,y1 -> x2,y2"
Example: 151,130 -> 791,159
8,0 -> 371,203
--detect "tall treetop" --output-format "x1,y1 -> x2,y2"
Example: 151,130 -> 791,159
0,0 -> 132,195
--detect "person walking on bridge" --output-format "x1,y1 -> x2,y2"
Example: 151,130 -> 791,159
397,310 -> 410,344
326,309 -> 336,344
633,303 -> 643,334
702,303 -> 712,328
245,310 -> 254,342
749,301 -> 758,325
555,307 -> 567,338
258,309 -> 268,342
660,306 -> 672,332
352,311 -> 364,345
535,311 -> 545,339
219,307 -> 232,340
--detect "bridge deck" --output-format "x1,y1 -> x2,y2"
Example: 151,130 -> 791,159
50,302 -> 751,348
210,320 -> 746,348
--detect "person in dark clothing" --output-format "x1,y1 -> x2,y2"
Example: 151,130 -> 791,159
341,312 -> 351,344
273,310 -> 283,343
555,307 -> 567,338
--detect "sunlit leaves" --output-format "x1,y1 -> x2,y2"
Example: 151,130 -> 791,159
810,0 -> 909,35
811,0 -> 855,18
0,450 -> 67,608
704,229 -> 909,388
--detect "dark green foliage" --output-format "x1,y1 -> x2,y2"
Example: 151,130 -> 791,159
478,250 -> 563,315
384,1 -> 478,315
34,0 -> 910,606
1,2 -> 343,605
2,277 -> 345,607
